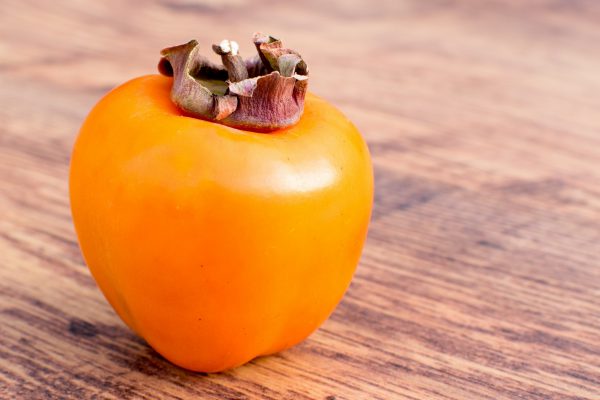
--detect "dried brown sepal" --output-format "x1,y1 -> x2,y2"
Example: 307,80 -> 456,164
252,33 -> 307,77
158,33 -> 308,132
159,40 -> 237,121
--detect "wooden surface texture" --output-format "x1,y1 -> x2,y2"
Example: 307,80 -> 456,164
1,0 -> 600,399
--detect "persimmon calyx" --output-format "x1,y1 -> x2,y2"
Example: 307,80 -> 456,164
158,33 -> 308,132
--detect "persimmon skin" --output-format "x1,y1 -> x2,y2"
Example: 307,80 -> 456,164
69,75 -> 373,372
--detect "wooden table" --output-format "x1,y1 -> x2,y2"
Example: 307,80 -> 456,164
2,1 -> 599,398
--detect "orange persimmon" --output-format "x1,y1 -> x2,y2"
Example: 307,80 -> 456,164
69,34 -> 373,372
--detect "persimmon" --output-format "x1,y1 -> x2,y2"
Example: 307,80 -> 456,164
69,33 -> 373,372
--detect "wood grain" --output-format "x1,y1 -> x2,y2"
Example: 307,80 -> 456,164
1,0 -> 600,398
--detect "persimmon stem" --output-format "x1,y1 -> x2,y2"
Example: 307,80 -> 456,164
158,33 -> 309,132
212,40 -> 248,83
